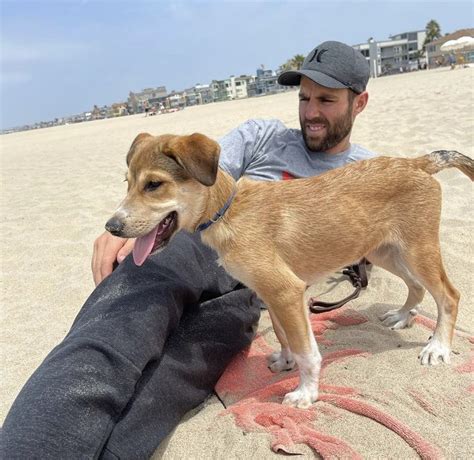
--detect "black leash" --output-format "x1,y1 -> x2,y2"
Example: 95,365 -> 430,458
308,259 -> 369,313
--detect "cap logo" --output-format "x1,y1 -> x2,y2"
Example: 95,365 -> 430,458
309,48 -> 328,63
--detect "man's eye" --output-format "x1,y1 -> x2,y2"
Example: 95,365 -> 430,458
145,181 -> 162,192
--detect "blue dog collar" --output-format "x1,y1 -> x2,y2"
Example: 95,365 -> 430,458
195,188 -> 237,232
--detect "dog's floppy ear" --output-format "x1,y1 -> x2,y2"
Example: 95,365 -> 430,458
162,133 -> 220,186
126,133 -> 152,166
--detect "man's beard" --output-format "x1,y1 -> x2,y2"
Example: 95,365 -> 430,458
300,106 -> 353,152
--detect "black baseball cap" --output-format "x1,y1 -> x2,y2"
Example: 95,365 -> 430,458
278,41 -> 370,94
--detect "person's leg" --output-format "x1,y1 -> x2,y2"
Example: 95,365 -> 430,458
100,286 -> 260,459
1,232 -> 259,459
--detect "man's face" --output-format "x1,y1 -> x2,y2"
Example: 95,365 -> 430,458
299,76 -> 357,153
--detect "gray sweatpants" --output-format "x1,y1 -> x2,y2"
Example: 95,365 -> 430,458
1,232 -> 261,459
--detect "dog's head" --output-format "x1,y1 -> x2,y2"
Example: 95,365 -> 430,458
105,132 -> 220,265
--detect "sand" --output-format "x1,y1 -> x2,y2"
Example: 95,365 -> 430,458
1,66 -> 473,458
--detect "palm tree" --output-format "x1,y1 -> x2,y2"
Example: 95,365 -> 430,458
290,54 -> 305,70
278,59 -> 293,73
423,19 -> 442,51
278,54 -> 306,73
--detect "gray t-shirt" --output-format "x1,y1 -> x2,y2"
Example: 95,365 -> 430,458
218,119 -> 376,181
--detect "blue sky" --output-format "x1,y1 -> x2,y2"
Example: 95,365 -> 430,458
1,0 -> 472,129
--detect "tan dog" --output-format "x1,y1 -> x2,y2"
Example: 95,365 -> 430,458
106,132 -> 474,408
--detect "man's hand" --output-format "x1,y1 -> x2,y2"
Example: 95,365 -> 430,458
92,232 -> 135,286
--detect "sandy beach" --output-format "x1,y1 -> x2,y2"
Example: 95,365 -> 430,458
1,66 -> 473,458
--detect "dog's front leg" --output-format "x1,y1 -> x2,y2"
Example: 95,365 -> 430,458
282,326 -> 321,409
266,286 -> 322,409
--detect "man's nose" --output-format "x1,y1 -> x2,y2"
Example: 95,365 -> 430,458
305,100 -> 322,120
105,217 -> 124,236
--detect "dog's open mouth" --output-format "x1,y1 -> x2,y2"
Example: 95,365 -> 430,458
133,211 -> 178,266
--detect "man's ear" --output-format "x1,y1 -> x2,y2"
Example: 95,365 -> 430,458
162,133 -> 220,186
353,91 -> 369,116
126,133 -> 152,166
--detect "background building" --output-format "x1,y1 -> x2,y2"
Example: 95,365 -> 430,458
211,78 -> 233,102
354,30 -> 426,76
192,84 -> 214,105
234,75 -> 255,99
255,68 -> 281,95
128,86 -> 168,113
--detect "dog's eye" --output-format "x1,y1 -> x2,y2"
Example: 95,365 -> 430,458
145,181 -> 162,192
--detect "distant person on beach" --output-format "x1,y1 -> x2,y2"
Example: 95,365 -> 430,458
448,53 -> 456,69
2,41 -> 376,458
144,100 -> 150,116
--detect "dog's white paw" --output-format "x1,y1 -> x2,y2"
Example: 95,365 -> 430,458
267,350 -> 296,373
380,308 -> 417,329
283,384 -> 318,409
418,338 -> 451,366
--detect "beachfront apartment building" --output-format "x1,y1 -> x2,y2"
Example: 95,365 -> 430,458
247,68 -> 287,97
211,75 -> 256,102
166,91 -> 186,109
182,84 -> 214,106
128,86 -> 168,113
110,103 -> 128,117
234,76 -> 251,99
353,30 -> 426,77
211,79 -> 231,102
191,84 -> 214,105
257,68 -> 282,95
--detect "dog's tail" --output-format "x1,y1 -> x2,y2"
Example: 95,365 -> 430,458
414,150 -> 474,181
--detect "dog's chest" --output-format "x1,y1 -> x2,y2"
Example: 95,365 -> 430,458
217,256 -> 255,290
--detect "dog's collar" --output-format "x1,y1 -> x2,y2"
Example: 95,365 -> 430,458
195,187 -> 237,232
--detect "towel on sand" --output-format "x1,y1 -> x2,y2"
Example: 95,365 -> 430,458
215,306 -> 473,458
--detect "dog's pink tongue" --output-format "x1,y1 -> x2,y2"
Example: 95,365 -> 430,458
133,226 -> 158,266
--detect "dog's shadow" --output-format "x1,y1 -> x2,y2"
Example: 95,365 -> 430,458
303,268 -> 434,357
314,300 -> 430,358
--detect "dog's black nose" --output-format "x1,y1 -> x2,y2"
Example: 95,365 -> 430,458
105,217 -> 124,236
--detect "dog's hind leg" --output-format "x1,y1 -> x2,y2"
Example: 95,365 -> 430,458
403,245 -> 460,365
368,244 -> 426,329
266,308 -> 296,372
